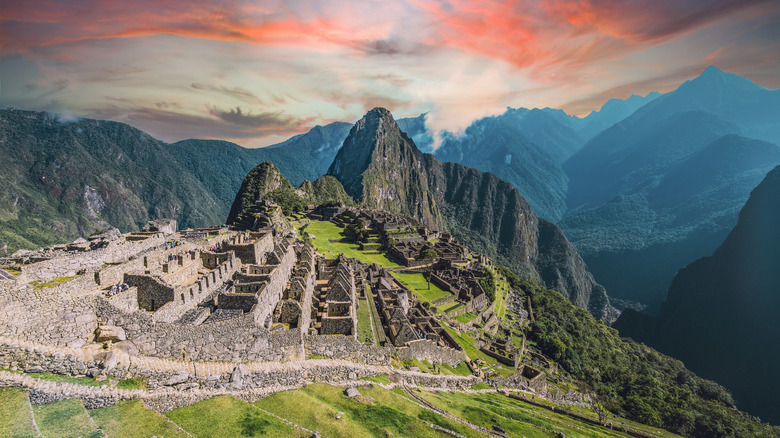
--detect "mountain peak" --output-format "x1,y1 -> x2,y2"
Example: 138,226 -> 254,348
681,65 -> 760,92
327,108 -> 437,225
701,64 -> 724,76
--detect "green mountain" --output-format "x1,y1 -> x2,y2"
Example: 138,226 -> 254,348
433,108 -> 573,221
561,67 -> 780,309
328,108 -> 612,318
227,162 -> 353,229
327,108 -> 442,229
614,165 -> 780,425
0,109 -> 423,254
0,109 -> 224,252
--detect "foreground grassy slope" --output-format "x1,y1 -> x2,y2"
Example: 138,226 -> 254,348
166,395 -> 305,437
255,382 -> 485,438
0,388 -> 38,438
33,398 -> 103,438
90,400 -> 190,438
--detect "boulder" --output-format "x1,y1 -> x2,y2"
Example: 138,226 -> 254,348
143,219 -> 177,234
95,351 -> 118,371
164,373 -> 189,386
24,366 -> 44,373
230,364 -> 246,389
96,325 -> 127,342
88,226 -> 121,242
344,386 -> 360,398
113,341 -> 139,357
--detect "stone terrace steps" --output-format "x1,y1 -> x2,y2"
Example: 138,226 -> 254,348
0,336 -> 93,361
0,335 -> 395,377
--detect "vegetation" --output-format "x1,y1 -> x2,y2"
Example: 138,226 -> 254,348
255,383 -> 484,438
166,395 -> 302,437
6,369 -> 144,389
392,271 -> 451,304
478,269 -> 496,302
304,220 -> 400,266
4,267 -> 21,277
34,398 -> 103,438
29,275 -> 79,290
90,400 -> 190,438
519,277 -> 780,437
266,185 -> 307,216
356,298 -> 376,345
416,389 -> 678,438
0,388 -> 37,438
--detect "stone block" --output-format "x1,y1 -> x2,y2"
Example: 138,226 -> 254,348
96,325 -> 127,342
165,372 -> 189,386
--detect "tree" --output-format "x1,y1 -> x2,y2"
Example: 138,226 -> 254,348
420,248 -> 438,260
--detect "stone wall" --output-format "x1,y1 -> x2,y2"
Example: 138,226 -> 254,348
304,335 -> 392,366
396,339 -> 468,367
94,257 -> 146,287
18,234 -> 166,283
248,243 -> 296,323
387,370 -> 480,390
0,284 -> 98,347
95,299 -> 304,362
106,287 -> 139,312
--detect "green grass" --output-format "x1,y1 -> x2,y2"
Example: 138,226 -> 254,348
359,374 -> 391,385
90,400 -> 190,438
3,267 -> 22,277
417,390 -> 637,438
255,383 -> 486,438
34,398 -> 103,438
304,221 -> 401,267
0,388 -> 38,438
445,303 -> 465,314
440,326 -> 514,377
392,272 -> 452,304
166,395 -> 304,437
356,298 -> 376,345
29,275 -> 79,290
455,312 -> 479,324
485,265 -> 510,320
440,362 -> 473,376
470,382 -> 491,390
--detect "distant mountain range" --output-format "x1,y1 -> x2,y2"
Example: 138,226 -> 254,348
2,65 -> 778,314
561,66 -> 780,309
0,109 -> 418,254
426,66 -> 780,311
614,165 -> 780,425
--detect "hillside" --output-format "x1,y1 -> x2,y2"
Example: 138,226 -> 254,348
0,109 -> 224,253
433,108 -> 573,221
328,108 -> 612,318
0,110 -> 424,254
614,165 -> 780,425
560,67 -> 780,309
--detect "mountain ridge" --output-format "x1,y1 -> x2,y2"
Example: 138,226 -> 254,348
614,165 -> 780,424
328,107 -> 613,318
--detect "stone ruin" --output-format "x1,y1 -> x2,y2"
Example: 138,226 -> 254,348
0,210 -> 558,405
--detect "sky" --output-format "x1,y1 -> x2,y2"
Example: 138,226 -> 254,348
1,0 -> 779,147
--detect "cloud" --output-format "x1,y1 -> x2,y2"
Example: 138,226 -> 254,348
2,0 -> 780,145
191,83 -> 264,104
207,105 -> 298,130
81,101 -> 315,147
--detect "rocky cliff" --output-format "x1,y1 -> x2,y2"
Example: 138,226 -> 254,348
614,165 -> 780,423
328,108 -> 612,318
